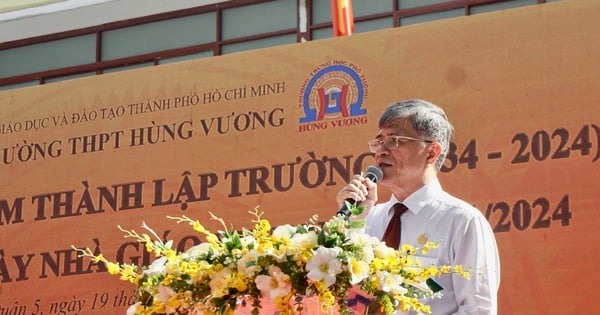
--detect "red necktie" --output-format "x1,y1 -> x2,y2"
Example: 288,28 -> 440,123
382,203 -> 408,249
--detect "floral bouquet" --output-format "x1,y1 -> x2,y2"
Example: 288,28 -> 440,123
75,205 -> 469,315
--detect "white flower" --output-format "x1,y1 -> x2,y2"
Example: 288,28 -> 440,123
272,224 -> 295,239
237,249 -> 262,277
183,242 -> 212,259
210,267 -> 233,298
262,247 -> 287,263
373,242 -> 396,259
255,265 -> 292,301
126,302 -> 141,315
376,271 -> 407,295
289,230 -> 318,258
348,257 -> 370,284
346,229 -> 377,263
155,285 -> 177,303
306,246 -> 342,287
240,235 -> 257,248
143,256 -> 167,276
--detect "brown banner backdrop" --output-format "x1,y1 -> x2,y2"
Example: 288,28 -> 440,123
1,1 -> 599,314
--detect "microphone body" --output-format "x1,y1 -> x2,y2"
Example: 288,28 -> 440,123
337,165 -> 383,217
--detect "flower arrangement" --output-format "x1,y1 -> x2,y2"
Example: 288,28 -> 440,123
75,205 -> 469,315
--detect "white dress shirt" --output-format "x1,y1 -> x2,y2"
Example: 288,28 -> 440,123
364,178 -> 500,315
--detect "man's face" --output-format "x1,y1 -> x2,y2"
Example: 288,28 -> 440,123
371,118 -> 432,191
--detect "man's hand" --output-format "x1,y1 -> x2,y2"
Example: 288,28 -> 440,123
336,174 -> 378,218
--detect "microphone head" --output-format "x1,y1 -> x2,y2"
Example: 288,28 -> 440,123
364,165 -> 383,183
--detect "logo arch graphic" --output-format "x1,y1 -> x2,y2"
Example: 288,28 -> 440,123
300,64 -> 366,123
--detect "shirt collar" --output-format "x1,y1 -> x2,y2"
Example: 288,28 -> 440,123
388,178 -> 443,214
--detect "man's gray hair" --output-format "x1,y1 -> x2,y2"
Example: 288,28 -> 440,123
378,99 -> 454,170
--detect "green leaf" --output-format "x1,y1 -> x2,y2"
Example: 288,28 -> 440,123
349,219 -> 366,229
231,232 -> 242,248
317,229 -> 327,246
350,204 -> 366,216
296,225 -> 308,234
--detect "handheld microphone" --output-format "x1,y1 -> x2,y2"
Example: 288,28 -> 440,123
337,165 -> 383,217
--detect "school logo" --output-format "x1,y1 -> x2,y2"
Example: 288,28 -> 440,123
298,61 -> 368,132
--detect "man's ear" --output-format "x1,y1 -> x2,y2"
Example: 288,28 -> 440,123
426,142 -> 443,165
